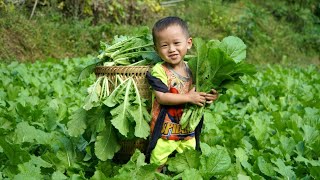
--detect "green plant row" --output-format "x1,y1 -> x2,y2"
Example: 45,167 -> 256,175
0,56 -> 319,179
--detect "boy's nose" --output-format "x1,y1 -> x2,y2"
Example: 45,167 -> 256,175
168,45 -> 175,52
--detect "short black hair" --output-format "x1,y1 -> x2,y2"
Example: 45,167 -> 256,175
152,16 -> 190,44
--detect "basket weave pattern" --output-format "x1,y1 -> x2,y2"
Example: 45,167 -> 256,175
94,66 -> 151,100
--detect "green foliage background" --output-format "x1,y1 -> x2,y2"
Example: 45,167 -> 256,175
0,0 -> 319,65
0,0 -> 320,179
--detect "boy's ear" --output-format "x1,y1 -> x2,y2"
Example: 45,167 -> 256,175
187,37 -> 193,50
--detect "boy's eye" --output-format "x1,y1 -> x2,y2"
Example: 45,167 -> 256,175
174,42 -> 181,45
161,44 -> 168,47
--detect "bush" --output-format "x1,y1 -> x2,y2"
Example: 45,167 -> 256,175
0,0 -> 318,65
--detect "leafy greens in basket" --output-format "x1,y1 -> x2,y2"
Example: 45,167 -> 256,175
69,75 -> 151,161
97,34 -> 157,66
74,32 -> 159,161
180,36 -> 256,131
78,33 -> 160,81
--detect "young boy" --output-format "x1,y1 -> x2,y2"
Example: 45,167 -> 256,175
146,16 -> 218,172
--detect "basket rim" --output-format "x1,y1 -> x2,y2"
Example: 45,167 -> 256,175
94,65 -> 151,74
95,65 -> 151,69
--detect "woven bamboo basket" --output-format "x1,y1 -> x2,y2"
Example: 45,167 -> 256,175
94,66 -> 151,101
94,65 -> 151,163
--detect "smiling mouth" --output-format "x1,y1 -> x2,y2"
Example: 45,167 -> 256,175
169,54 -> 179,59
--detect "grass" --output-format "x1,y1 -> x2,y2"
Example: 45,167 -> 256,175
164,0 -> 319,66
0,12 -> 107,62
0,0 -> 319,66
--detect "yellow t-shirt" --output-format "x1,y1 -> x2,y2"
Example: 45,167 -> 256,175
149,61 -> 195,140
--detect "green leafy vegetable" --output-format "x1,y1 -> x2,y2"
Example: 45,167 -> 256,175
199,144 -> 232,178
111,150 -> 158,180
95,120 -> 121,161
0,40 -> 319,179
72,73 -> 151,161
218,36 -> 247,63
167,149 -> 201,173
78,33 -> 161,80
180,36 -> 256,131
103,77 -> 151,139
97,35 -> 155,66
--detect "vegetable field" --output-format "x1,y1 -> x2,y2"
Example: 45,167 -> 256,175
0,58 -> 319,179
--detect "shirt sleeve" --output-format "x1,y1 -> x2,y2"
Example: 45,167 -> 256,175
151,62 -> 168,86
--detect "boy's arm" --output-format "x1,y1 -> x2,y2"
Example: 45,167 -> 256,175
155,87 -> 207,106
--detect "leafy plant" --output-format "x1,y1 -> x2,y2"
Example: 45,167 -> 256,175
0,57 -> 319,179
78,33 -> 161,81
180,36 -> 256,131
97,34 -> 156,66
68,75 -> 151,161
0,57 -> 97,179
103,76 -> 151,139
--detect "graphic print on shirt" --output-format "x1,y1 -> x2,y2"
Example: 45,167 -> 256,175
167,87 -> 183,121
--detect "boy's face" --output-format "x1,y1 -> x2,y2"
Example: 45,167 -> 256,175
154,25 -> 192,67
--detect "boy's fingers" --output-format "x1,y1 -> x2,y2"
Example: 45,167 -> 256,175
205,92 -> 218,102
206,94 -> 217,98
211,89 -> 218,94
199,92 -> 207,96
200,97 -> 206,102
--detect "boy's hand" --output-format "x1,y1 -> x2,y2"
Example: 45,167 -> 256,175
205,89 -> 219,104
187,87 -> 207,106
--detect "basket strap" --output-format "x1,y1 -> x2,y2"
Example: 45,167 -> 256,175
146,72 -> 169,93
145,107 -> 167,163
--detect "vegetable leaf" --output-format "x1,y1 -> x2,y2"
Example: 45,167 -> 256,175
107,78 -> 132,137
0,138 -> 31,165
83,76 -> 103,110
14,155 -> 51,179
167,149 -> 201,173
181,36 -> 256,131
257,156 -> 276,177
103,77 -> 150,139
199,144 -> 231,178
95,120 -> 120,161
219,36 -> 247,63
67,108 -> 87,137
15,121 -> 51,144
112,150 -> 158,180
272,158 -> 296,179
131,80 -> 151,138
